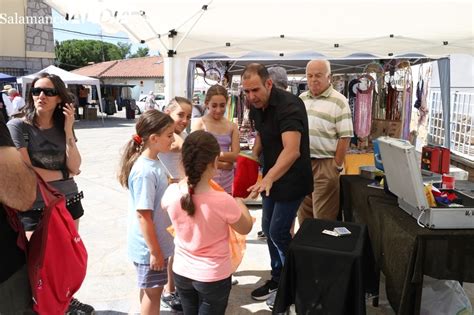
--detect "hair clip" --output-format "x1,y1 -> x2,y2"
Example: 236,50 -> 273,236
132,134 -> 143,145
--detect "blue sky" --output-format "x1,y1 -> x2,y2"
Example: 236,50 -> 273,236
52,9 -> 157,55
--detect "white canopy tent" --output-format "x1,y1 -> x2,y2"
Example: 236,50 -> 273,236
45,0 -> 473,144
45,0 -> 473,91
18,65 -> 104,121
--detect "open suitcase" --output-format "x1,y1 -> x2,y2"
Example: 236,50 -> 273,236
377,136 -> 474,229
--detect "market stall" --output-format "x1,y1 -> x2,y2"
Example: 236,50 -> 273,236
188,53 -> 435,172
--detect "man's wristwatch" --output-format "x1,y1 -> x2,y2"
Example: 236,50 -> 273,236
336,165 -> 344,172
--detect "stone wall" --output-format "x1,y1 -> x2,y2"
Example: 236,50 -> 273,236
0,0 -> 54,75
25,0 -> 55,55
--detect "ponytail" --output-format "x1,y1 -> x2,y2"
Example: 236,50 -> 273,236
117,110 -> 173,189
118,135 -> 143,188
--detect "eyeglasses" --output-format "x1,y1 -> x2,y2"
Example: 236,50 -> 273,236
31,87 -> 59,97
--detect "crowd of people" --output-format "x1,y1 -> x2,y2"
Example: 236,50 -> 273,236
0,58 -> 353,314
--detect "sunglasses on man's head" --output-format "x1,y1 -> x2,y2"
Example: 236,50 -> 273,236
31,87 -> 59,97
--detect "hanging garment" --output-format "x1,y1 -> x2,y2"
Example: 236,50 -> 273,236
348,79 -> 360,122
385,84 -> 395,120
414,80 -> 423,109
417,66 -> 432,126
354,75 -> 374,138
402,86 -> 412,140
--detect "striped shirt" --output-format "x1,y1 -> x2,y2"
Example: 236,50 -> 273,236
300,85 -> 353,158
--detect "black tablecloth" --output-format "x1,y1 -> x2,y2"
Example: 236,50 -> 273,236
340,175 -> 474,315
274,219 -> 377,315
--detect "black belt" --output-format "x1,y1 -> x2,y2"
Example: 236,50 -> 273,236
31,191 -> 84,211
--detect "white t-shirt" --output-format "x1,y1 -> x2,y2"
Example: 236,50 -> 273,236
158,131 -> 187,180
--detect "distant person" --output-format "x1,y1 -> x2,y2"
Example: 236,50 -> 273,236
191,95 -> 206,118
118,110 -> 176,315
7,73 -> 94,314
78,85 -> 89,106
191,85 -> 240,194
242,63 -> 312,306
268,66 -> 288,90
1,84 -> 14,121
77,85 -> 89,119
0,120 -> 37,314
297,60 -> 353,222
161,130 -> 253,315
7,88 -> 25,116
145,91 -> 157,111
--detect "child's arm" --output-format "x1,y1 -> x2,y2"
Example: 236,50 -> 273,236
137,209 -> 165,271
230,197 -> 253,234
218,122 -> 240,163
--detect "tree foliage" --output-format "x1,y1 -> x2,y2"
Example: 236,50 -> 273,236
117,42 -> 132,59
129,47 -> 149,58
55,39 -> 124,71
55,40 -> 153,71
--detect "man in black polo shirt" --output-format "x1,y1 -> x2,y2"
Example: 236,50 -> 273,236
242,63 -> 313,304
0,121 -> 37,313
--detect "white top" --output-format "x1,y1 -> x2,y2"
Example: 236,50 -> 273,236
158,131 -> 187,180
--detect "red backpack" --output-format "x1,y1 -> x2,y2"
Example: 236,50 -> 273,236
5,175 -> 88,314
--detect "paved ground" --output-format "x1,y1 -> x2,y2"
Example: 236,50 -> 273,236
71,112 -> 472,314
73,113 -> 276,314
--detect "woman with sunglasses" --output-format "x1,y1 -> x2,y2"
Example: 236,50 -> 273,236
6,72 -> 94,314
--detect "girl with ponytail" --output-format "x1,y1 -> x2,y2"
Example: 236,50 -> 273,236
118,109 -> 175,314
161,130 -> 253,315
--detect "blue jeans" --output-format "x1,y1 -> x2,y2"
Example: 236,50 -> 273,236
173,272 -> 231,315
262,196 -> 304,283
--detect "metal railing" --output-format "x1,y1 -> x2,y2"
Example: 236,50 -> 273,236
428,91 -> 474,161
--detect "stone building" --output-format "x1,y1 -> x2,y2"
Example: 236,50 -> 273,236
0,0 -> 55,76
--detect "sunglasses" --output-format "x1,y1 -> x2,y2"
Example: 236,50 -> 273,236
31,87 -> 59,97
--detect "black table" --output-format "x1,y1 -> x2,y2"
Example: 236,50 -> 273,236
340,175 -> 474,315
273,219 -> 378,315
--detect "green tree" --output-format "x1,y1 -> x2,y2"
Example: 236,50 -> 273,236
117,42 -> 132,59
55,39 -> 124,71
129,47 -> 149,58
